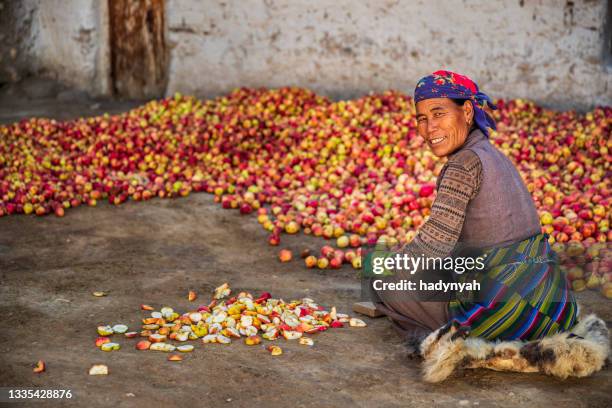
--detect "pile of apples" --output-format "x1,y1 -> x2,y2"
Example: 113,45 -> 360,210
0,88 -> 609,297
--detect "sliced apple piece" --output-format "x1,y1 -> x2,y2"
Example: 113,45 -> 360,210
136,340 -> 151,350
89,364 -> 108,375
33,360 -> 45,373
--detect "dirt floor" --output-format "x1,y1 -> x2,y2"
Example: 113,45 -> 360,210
0,98 -> 610,407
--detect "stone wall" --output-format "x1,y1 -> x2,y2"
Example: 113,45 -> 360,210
165,0 -> 611,110
0,0 -> 109,97
2,0 -> 610,109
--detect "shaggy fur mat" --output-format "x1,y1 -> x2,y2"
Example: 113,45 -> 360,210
419,314 -> 610,382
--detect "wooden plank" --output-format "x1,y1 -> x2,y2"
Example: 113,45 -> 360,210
352,301 -> 384,318
109,0 -> 167,98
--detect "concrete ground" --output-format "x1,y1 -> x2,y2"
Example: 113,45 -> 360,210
0,96 -> 610,407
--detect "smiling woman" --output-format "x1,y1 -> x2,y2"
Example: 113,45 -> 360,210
371,70 -> 578,345
415,97 -> 474,157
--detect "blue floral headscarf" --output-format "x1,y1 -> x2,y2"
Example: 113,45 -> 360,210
414,70 -> 497,137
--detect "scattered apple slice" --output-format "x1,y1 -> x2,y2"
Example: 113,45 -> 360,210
244,335 -> 261,345
150,343 -> 175,352
100,342 -> 120,352
349,318 -> 367,327
89,364 -> 108,375
267,345 -> 283,356
299,337 -> 314,346
168,354 -> 183,361
97,325 -> 114,336
112,324 -> 128,334
149,333 -> 166,343
175,332 -> 189,342
177,345 -> 194,353
282,330 -> 303,340
136,340 -> 151,350
216,334 -> 231,344
188,312 -> 202,323
214,283 -> 231,300
202,335 -> 217,344
33,360 -> 45,373
95,337 -> 111,347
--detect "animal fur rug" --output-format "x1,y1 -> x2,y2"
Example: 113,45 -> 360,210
419,314 -> 610,382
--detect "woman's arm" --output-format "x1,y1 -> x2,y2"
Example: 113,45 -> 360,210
402,149 -> 482,260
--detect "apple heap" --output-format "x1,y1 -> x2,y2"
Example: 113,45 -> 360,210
491,99 -> 610,297
556,241 -> 612,298
0,89 -> 609,294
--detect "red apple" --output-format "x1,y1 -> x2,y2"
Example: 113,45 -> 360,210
279,249 -> 292,262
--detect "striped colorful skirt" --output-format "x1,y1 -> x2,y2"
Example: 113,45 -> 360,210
449,233 -> 578,341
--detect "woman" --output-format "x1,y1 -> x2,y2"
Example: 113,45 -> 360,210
372,70 -> 578,343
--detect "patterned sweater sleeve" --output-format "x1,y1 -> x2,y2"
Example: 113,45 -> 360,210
402,149 -> 482,259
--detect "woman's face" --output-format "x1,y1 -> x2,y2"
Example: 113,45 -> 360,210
415,98 -> 474,157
